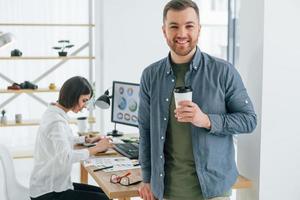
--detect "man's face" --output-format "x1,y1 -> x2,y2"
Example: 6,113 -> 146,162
162,7 -> 200,57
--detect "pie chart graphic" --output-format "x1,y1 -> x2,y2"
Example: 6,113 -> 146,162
118,97 -> 127,110
127,88 -> 134,96
128,99 -> 138,112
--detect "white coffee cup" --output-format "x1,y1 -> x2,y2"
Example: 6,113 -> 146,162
174,86 -> 193,108
77,117 -> 87,133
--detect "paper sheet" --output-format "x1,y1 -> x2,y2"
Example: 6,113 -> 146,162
84,157 -> 140,172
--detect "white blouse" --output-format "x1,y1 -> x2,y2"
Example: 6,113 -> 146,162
29,104 -> 89,197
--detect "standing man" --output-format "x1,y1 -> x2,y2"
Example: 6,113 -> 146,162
138,0 -> 257,200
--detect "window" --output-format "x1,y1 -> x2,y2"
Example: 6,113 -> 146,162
196,0 -> 237,64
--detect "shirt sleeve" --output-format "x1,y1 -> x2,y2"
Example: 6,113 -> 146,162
72,135 -> 86,144
46,121 -> 90,165
138,69 -> 151,183
208,64 -> 257,136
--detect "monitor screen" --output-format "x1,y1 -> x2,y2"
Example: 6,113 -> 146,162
111,81 -> 140,127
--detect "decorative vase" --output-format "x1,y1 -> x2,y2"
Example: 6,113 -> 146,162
49,83 -> 56,90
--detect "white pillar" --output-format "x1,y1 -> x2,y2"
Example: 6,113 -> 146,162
237,0 -> 300,199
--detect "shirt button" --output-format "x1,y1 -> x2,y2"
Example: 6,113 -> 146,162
160,155 -> 163,159
165,98 -> 169,102
160,173 -> 163,177
171,79 -> 174,82
161,136 -> 164,140
164,117 -> 167,121
245,100 -> 249,104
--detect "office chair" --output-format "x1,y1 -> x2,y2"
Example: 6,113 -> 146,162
0,144 -> 30,200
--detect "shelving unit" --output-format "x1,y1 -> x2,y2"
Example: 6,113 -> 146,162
0,56 -> 95,60
0,0 -> 95,159
0,23 -> 95,27
0,117 -> 95,127
0,88 -> 59,94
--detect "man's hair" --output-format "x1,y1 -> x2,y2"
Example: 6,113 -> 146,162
58,76 -> 93,109
163,0 -> 200,22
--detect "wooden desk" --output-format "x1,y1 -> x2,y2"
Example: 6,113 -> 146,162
80,159 -> 252,200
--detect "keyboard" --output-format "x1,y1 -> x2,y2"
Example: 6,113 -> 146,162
113,142 -> 139,159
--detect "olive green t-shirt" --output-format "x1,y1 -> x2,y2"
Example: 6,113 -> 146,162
164,63 -> 203,200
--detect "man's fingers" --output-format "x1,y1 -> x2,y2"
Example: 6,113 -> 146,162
177,106 -> 194,113
138,188 -> 144,199
139,183 -> 155,200
178,100 -> 193,106
177,117 -> 193,122
177,112 -> 194,118
147,187 -> 154,200
150,192 -> 156,200
138,187 -> 144,199
139,186 -> 150,200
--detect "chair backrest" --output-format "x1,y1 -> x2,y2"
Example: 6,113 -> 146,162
0,144 -> 30,200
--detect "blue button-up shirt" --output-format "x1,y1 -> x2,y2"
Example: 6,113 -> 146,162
138,47 -> 257,199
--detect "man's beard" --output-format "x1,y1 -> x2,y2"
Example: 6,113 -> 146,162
167,38 -> 198,56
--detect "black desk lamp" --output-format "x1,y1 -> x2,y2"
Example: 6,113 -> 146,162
95,89 -> 123,137
95,90 -> 111,109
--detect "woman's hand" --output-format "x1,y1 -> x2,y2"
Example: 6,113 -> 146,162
95,137 -> 113,152
88,137 -> 113,155
85,135 -> 101,143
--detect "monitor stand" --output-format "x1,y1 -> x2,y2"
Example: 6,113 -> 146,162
107,123 -> 123,137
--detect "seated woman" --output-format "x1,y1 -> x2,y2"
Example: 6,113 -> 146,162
30,76 -> 111,200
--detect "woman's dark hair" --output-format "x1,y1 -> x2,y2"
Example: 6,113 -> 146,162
58,76 -> 93,109
163,0 -> 199,22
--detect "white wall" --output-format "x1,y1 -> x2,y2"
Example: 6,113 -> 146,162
237,0 -> 300,199
236,0 -> 264,199
95,0 -> 169,134
260,0 -> 300,199
94,0 -> 228,134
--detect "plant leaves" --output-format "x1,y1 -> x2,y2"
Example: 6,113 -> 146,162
65,45 -> 74,48
52,47 -> 62,50
58,40 -> 70,43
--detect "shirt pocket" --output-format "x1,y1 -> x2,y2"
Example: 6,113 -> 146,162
205,134 -> 234,173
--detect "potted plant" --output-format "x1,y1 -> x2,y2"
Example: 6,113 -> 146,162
52,40 -> 74,56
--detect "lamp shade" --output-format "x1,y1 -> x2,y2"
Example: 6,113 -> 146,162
95,90 -> 111,109
0,32 -> 15,48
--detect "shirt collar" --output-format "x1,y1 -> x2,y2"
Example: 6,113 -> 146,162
48,103 -> 70,121
166,46 -> 202,76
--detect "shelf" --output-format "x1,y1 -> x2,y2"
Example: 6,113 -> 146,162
0,23 -> 95,27
0,117 -> 96,127
12,149 -> 33,159
0,88 -> 59,94
0,56 -> 95,60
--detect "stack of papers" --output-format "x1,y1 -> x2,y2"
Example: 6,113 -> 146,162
84,157 -> 140,172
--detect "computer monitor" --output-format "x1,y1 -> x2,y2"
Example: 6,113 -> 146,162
108,81 -> 139,136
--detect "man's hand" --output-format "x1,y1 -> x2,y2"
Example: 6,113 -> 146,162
175,100 -> 211,129
139,183 -> 157,200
